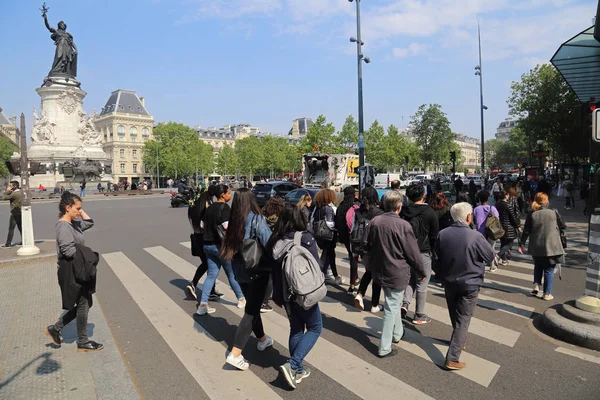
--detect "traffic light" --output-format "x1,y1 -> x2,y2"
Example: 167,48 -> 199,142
450,151 -> 456,162
5,160 -> 44,176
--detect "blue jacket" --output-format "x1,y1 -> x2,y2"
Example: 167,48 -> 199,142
232,212 -> 272,283
434,222 -> 495,290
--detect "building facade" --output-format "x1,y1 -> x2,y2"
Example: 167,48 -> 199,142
0,107 -> 19,146
288,117 -> 313,144
195,123 -> 260,152
455,134 -> 481,173
94,89 -> 154,185
496,118 -> 519,142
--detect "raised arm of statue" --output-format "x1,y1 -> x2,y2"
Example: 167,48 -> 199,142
43,14 -> 56,33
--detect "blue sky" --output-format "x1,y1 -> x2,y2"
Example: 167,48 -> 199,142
1,0 -> 597,141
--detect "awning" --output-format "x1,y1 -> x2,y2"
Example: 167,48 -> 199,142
551,26 -> 600,103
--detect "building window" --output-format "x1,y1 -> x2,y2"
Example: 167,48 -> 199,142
119,136 -> 124,142
132,149 -> 137,158
117,125 -> 125,135
131,136 -> 137,143
133,164 -> 138,173
142,127 -> 149,137
120,149 -> 125,158
120,163 -> 125,173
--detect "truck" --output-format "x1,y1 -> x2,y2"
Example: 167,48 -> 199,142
302,153 -> 360,189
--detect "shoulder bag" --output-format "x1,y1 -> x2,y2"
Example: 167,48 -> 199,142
241,214 -> 264,270
554,210 -> 567,249
485,208 -> 505,240
313,207 -> 335,242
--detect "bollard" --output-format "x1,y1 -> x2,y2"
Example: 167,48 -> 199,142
577,208 -> 600,313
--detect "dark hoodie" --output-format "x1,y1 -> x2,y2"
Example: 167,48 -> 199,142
400,203 -> 439,253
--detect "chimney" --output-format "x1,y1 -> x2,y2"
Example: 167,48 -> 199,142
139,97 -> 145,107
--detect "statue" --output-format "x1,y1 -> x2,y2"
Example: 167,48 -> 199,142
41,3 -> 78,78
32,106 -> 57,144
77,110 -> 103,147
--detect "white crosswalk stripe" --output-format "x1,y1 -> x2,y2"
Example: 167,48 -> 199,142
97,241 -> 551,397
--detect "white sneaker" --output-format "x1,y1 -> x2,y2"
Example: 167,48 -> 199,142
334,276 -> 345,284
226,352 -> 250,371
257,336 -> 273,351
237,298 -> 247,309
195,304 -> 215,316
371,304 -> 384,313
325,274 -> 335,283
354,294 -> 365,311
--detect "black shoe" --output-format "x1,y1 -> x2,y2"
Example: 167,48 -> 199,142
0,244 -> 11,249
378,348 -> 399,358
346,286 -> 358,296
185,283 -> 197,300
208,294 -> 220,302
44,325 -> 62,346
211,288 -> 224,297
260,302 -> 273,313
77,340 -> 104,352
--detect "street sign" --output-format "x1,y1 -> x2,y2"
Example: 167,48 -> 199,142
593,108 -> 600,142
531,151 -> 549,157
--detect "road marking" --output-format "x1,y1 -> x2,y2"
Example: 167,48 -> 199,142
102,252 -> 282,400
482,278 -> 532,295
488,267 -> 532,282
155,245 -> 435,400
555,347 -> 600,365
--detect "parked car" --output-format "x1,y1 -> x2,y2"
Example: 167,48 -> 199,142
252,181 -> 299,207
283,188 -> 320,205
466,174 -> 484,188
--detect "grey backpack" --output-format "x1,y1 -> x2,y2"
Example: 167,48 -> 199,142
282,232 -> 327,310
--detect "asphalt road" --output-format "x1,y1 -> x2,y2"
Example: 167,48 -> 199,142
1,195 -> 599,400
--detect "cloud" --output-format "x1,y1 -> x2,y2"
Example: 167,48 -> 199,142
178,0 -> 282,22
392,43 -> 427,58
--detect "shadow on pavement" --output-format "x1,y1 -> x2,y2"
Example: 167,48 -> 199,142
0,352 -> 61,390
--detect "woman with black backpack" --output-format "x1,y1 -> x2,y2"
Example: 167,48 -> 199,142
221,189 -> 274,370
269,204 -> 323,389
312,189 -> 344,284
336,186 -> 360,295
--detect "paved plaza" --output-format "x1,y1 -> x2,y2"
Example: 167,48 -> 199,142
0,195 -> 599,400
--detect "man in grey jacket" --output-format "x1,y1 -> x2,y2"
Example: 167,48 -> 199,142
434,202 -> 494,370
1,180 -> 22,248
366,190 -> 425,358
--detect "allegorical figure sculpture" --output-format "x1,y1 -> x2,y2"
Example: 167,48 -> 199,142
32,106 -> 57,144
41,3 -> 77,78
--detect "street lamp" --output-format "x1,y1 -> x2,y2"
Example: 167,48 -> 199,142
474,21 -> 487,174
536,139 -> 545,176
349,0 -> 370,194
155,137 -> 160,189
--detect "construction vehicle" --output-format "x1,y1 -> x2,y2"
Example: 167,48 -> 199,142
302,153 -> 362,189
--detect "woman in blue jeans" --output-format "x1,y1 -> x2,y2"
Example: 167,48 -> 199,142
196,184 -> 245,316
519,192 -> 566,301
270,204 -> 323,389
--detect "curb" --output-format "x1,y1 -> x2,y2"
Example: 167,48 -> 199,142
543,307 -> 600,351
0,252 -> 57,268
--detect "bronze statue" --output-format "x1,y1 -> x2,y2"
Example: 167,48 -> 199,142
41,3 -> 78,78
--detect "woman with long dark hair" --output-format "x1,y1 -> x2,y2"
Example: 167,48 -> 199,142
496,190 -> 521,265
269,204 -> 323,389
185,185 -> 222,301
197,184 -> 245,316
312,189 -> 344,284
45,192 -> 103,352
336,186 -> 359,295
353,187 -> 385,313
259,197 -> 285,312
221,189 -> 273,370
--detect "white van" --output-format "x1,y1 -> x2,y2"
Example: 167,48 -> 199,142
375,173 -> 401,188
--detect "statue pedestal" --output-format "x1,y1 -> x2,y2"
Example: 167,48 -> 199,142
23,82 -> 113,188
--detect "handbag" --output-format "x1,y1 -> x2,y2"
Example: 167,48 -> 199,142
241,215 -> 264,270
312,208 -> 334,242
216,204 -> 227,242
485,209 -> 505,240
190,233 -> 202,257
555,210 -> 567,249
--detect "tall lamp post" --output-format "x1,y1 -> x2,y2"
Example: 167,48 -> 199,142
475,22 -> 488,174
349,0 -> 370,194
155,138 -> 160,189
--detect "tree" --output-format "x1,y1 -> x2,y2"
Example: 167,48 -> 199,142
365,120 -> 386,172
300,115 -> 337,153
235,136 -> 263,177
335,115 -> 358,153
507,64 -> 584,165
0,137 -> 17,178
409,104 -> 456,172
215,144 -> 238,176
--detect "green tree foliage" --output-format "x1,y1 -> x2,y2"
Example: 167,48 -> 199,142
300,115 -> 337,153
235,136 -> 263,177
364,120 -> 386,172
335,115 -> 358,154
507,64 -> 584,164
409,104 -> 456,171
215,144 -> 238,176
0,137 -> 17,178
142,122 -> 213,179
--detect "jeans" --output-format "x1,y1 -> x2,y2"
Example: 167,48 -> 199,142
403,253 -> 432,315
533,257 -> 555,295
5,210 -> 22,246
320,245 -> 338,277
344,240 -> 359,285
379,287 -> 405,356
54,295 -> 90,345
498,238 -> 514,261
200,244 -> 243,304
565,196 -> 575,208
233,274 -> 269,349
289,303 -> 322,373
444,285 -> 479,362
80,188 -> 85,197
357,270 -> 381,306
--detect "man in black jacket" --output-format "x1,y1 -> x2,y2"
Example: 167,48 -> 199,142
435,202 -> 494,370
400,184 -> 439,324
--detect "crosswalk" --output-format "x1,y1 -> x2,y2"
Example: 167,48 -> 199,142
99,241 -> 549,398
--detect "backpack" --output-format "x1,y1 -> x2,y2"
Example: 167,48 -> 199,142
350,211 -> 369,255
485,209 -> 505,240
282,232 -> 327,310
439,210 -> 454,230
565,182 -> 574,192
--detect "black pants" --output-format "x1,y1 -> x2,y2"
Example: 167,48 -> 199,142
6,210 -> 22,246
263,276 -> 273,303
444,285 -> 479,362
344,240 -> 359,285
232,274 -> 269,349
54,295 -> 90,345
320,245 -> 338,277
357,270 -> 381,306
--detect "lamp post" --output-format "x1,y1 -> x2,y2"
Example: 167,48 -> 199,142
474,21 -> 488,174
155,138 -> 160,189
537,139 -> 545,176
349,0 -> 370,194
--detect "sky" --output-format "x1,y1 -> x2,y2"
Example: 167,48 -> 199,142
0,0 -> 598,142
